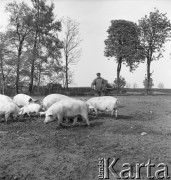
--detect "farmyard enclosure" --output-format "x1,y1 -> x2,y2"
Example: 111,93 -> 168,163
0,95 -> 171,180
0,1 -> 171,180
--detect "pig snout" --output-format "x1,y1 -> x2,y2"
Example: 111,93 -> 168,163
44,116 -> 53,124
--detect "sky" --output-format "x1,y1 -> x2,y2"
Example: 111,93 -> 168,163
0,0 -> 171,88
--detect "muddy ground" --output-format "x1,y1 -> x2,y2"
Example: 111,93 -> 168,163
0,95 -> 171,180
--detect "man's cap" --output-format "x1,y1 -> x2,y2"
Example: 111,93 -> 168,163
96,73 -> 101,76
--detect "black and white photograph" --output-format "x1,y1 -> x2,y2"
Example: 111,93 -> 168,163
0,0 -> 171,179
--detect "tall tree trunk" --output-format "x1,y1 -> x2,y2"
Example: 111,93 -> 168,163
117,57 -> 122,93
29,0 -> 39,94
29,57 -> 35,94
0,58 -> 5,94
29,37 -> 37,94
16,57 -> 20,94
62,73 -> 65,87
37,60 -> 42,94
2,76 -> 5,95
65,54 -> 68,89
16,44 -> 22,94
147,58 -> 151,94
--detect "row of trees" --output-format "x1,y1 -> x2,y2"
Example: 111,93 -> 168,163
0,2 -> 170,95
104,8 -> 171,94
112,75 -> 163,89
0,0 -> 81,94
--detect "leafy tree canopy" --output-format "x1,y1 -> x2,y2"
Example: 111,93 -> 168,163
104,20 -> 145,71
138,8 -> 171,61
143,77 -> 154,89
113,76 -> 126,89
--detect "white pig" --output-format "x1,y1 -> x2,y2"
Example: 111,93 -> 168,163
0,94 -> 13,103
42,94 -> 72,110
19,103 -> 42,117
0,101 -> 21,122
86,96 -> 119,118
44,99 -> 90,126
13,94 -> 37,107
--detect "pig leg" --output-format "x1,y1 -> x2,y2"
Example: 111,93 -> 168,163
111,108 -> 117,119
22,112 -> 30,118
65,117 -> 69,123
111,109 -> 114,116
82,114 -> 90,126
57,115 -> 63,126
27,112 -> 30,117
94,108 -> 98,117
5,113 -> 10,123
12,113 -> 18,122
65,117 -> 73,123
73,116 -> 78,126
115,109 -> 118,119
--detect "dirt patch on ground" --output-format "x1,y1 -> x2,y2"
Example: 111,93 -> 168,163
0,95 -> 171,180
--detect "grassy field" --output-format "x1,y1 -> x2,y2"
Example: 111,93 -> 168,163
0,95 -> 171,180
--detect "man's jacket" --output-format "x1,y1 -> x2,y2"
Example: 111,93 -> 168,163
91,77 -> 106,91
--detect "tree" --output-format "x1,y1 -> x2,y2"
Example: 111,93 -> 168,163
126,82 -> 131,88
28,0 -> 63,94
138,8 -> 171,94
143,76 -> 154,91
5,1 -> 33,93
104,20 -> 145,93
39,58 -> 64,85
158,82 -> 164,89
133,83 -> 138,88
113,76 -> 126,89
0,32 -> 16,94
62,17 -> 82,88
105,80 -> 113,88
60,69 -> 74,87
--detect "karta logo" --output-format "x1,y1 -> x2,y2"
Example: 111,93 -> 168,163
98,158 -> 170,179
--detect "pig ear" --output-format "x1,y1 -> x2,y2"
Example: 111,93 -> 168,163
29,98 -> 33,103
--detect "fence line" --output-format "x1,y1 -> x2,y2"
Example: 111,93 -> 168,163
1,86 -> 171,97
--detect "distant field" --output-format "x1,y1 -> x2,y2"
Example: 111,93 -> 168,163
0,95 -> 171,180
126,88 -> 171,95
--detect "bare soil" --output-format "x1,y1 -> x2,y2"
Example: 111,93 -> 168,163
0,95 -> 171,180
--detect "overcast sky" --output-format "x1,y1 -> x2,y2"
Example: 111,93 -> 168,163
0,0 -> 171,88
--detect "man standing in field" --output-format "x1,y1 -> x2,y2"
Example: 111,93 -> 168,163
91,73 -> 107,96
